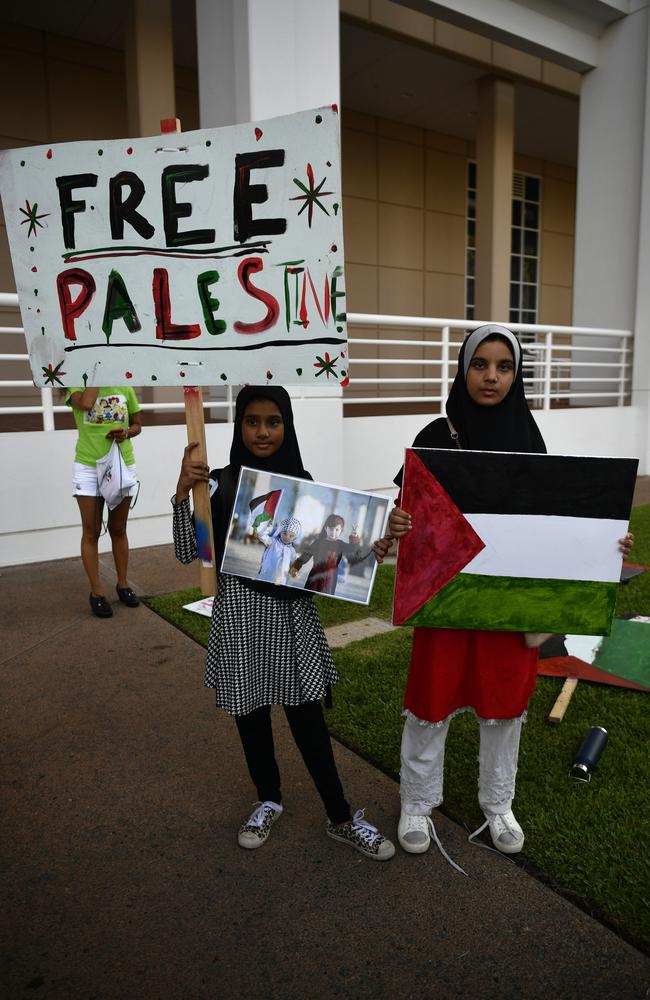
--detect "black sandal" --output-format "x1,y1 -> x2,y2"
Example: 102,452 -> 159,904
89,593 -> 113,618
116,585 -> 140,607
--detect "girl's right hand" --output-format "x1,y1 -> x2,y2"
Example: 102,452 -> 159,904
388,506 -> 412,539
175,442 -> 209,502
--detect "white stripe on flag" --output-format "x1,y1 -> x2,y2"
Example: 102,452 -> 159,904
462,514 -> 626,584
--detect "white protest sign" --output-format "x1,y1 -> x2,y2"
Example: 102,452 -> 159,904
0,106 -> 347,389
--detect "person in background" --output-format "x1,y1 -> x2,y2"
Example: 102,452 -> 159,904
66,386 -> 141,619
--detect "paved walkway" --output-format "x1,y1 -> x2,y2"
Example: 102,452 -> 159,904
2,535 -> 649,1000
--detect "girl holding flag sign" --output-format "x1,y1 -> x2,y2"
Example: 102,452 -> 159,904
379,325 -> 634,866
173,385 -> 394,860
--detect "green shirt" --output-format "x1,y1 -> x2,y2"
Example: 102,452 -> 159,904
66,386 -> 141,467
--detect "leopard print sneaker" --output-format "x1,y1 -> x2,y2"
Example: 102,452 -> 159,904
326,808 -> 395,861
238,801 -> 283,849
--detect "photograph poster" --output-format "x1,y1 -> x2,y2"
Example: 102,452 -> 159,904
221,467 -> 390,604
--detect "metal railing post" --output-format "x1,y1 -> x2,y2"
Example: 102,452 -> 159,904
618,336 -> 627,406
440,326 -> 450,415
543,331 -> 553,410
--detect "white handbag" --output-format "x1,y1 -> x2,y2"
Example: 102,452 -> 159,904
96,440 -> 138,510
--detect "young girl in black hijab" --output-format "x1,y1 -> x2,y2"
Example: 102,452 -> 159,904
172,385 -> 394,861
384,325 -> 631,863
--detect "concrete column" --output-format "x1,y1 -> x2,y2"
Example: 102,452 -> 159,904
474,77 -> 514,323
195,0 -> 343,408
572,8 -> 648,421
125,0 -> 176,137
196,0 -> 340,127
632,12 -> 650,475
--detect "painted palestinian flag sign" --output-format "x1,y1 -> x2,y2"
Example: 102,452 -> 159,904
249,489 -> 283,530
393,448 -> 638,635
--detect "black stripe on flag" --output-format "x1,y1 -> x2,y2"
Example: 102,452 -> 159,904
411,450 -> 638,519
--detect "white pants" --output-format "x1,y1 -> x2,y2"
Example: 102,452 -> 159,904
400,711 -> 522,817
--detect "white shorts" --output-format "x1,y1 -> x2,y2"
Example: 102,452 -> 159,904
72,461 -> 138,498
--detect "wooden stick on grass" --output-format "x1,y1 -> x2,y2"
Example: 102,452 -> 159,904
548,677 -> 578,724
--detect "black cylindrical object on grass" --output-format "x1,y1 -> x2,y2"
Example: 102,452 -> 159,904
569,726 -> 608,781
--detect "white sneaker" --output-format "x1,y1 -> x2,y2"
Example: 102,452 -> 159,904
238,800 -> 283,849
487,811 -> 524,853
469,810 -> 524,855
397,811 -> 431,853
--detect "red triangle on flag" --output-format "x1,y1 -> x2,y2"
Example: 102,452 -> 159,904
393,450 -> 485,625
538,656 -> 650,692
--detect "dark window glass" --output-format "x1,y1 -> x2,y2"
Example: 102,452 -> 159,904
522,285 -> 537,310
522,257 -> 537,283
467,248 -> 475,277
512,200 -> 522,226
509,308 -> 518,323
523,229 -> 538,255
468,162 -> 476,188
510,285 -> 520,309
467,279 -> 474,306
525,176 -> 540,201
524,202 -> 539,228
510,257 -> 520,282
522,310 -> 536,324
511,228 -> 521,254
467,219 -> 475,248
467,192 -> 476,219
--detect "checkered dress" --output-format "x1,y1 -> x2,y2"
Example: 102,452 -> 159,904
172,498 -> 339,716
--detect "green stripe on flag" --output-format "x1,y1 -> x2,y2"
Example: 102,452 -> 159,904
404,574 -> 618,636
252,511 -> 272,530
594,619 -> 650,688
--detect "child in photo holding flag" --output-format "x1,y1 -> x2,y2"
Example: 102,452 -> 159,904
172,385 -> 394,861
256,515 -> 302,586
378,325 -> 633,864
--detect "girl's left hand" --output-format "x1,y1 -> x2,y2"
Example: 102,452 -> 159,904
619,531 -> 634,559
106,426 -> 128,442
372,537 -> 393,564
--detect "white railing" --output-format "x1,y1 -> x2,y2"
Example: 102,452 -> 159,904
0,292 -> 633,429
345,314 -> 633,411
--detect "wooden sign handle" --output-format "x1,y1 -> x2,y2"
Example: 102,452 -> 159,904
161,117 -> 217,597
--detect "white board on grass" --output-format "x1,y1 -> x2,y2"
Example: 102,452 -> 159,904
0,106 -> 347,389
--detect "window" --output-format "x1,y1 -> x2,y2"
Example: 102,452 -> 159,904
509,172 -> 541,326
465,166 -> 542,326
465,162 -> 476,320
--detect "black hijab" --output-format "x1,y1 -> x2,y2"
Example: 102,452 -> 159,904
395,324 -> 545,486
228,385 -> 308,479
213,385 -> 310,598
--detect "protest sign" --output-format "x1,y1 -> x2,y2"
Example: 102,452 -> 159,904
0,106 -> 347,389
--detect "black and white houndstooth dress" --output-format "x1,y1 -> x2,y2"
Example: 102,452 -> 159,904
172,498 -> 339,716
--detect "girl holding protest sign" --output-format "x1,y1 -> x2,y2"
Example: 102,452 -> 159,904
172,385 -> 394,860
377,325 -> 633,864
66,386 -> 141,619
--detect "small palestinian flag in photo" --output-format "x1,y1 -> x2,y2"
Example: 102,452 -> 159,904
249,489 -> 283,531
393,449 -> 638,635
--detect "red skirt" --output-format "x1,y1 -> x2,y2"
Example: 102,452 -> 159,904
404,627 -> 539,724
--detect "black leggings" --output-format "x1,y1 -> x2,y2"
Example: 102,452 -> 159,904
234,701 -> 351,825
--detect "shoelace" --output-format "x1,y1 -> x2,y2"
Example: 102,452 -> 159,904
467,817 -> 513,859
247,801 -> 281,829
426,816 -> 468,877
349,808 -> 380,844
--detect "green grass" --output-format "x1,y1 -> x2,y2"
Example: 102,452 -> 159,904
146,504 -> 650,950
